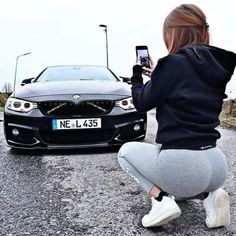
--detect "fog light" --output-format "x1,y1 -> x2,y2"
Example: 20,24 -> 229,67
134,124 -> 140,132
12,128 -> 19,136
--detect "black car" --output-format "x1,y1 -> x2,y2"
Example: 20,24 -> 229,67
4,65 -> 147,149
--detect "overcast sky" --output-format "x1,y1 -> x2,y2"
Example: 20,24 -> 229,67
0,0 -> 235,94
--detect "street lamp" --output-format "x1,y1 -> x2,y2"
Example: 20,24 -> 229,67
99,24 -> 109,68
13,52 -> 31,92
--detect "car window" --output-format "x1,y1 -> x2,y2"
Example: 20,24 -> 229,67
36,66 -> 119,82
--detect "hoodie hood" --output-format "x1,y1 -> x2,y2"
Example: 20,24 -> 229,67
178,44 -> 236,90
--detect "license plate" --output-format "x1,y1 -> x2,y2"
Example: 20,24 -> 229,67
52,118 -> 101,130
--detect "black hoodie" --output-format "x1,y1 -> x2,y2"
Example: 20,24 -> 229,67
131,44 -> 236,150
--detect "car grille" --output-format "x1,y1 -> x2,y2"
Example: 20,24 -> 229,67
39,100 -> 114,117
40,129 -> 115,145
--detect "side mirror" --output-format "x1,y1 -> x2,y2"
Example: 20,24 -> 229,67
21,77 -> 35,86
120,76 -> 131,84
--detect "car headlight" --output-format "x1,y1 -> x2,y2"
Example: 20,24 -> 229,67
6,98 -> 37,113
116,97 -> 135,110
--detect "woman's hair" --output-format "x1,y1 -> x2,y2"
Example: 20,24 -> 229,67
163,4 -> 210,54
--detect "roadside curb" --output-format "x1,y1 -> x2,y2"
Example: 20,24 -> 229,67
0,111 -> 3,122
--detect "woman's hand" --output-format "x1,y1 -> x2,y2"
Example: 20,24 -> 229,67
142,67 -> 153,78
136,55 -> 155,78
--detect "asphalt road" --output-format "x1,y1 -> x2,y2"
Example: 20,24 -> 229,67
0,112 -> 236,236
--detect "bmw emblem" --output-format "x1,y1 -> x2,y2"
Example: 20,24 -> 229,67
73,95 -> 81,100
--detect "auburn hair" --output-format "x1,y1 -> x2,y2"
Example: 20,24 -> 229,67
163,4 -> 210,54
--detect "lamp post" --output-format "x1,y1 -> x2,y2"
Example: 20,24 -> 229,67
13,52 -> 31,92
99,24 -> 109,68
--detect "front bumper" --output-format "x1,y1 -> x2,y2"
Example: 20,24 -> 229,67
4,107 -> 147,149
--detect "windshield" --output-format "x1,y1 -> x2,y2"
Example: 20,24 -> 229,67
36,66 -> 119,82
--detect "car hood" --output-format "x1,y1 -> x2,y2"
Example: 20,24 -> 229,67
13,80 -> 131,99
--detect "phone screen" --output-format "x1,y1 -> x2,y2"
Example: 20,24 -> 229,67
137,49 -> 148,59
136,46 -> 150,68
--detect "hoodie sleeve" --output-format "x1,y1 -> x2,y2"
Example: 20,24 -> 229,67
131,57 -> 177,112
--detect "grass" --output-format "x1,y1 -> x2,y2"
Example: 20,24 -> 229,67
220,110 -> 236,130
220,99 -> 236,130
0,93 -> 8,108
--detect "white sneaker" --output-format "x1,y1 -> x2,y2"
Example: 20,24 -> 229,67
203,188 -> 230,228
142,196 -> 181,227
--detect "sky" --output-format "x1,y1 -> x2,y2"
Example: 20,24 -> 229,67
0,0 -> 235,96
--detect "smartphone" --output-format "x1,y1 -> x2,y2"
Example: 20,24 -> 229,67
136,45 -> 150,68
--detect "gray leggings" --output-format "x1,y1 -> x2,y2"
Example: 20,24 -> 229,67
117,142 -> 228,198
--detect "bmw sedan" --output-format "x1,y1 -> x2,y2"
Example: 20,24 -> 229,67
4,65 -> 147,149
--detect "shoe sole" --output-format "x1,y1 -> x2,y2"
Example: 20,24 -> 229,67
206,190 -> 230,228
142,208 -> 181,227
